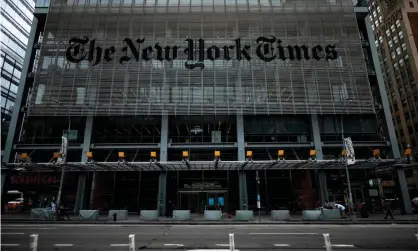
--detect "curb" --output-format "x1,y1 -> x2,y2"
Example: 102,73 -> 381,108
2,220 -> 418,225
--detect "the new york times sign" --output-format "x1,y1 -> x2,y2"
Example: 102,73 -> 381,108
66,36 -> 338,70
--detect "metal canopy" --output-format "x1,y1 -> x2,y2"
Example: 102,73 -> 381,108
5,159 -> 396,172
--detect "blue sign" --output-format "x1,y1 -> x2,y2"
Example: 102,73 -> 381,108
218,197 -> 225,206
208,197 -> 215,206
257,194 -> 260,201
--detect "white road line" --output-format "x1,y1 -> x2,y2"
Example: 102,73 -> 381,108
164,244 -> 184,247
250,232 -> 319,235
274,244 -> 291,247
323,244 -> 356,248
2,227 -> 56,230
1,233 -> 25,235
110,244 -> 129,247
53,244 -> 74,247
187,250 -> 239,251
215,244 -> 230,247
1,244 -> 20,247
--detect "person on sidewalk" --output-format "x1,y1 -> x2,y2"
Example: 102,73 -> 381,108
360,200 -> 368,218
383,199 -> 394,220
335,203 -> 346,218
167,200 -> 174,218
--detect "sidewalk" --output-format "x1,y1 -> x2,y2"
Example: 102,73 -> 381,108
2,212 -> 418,224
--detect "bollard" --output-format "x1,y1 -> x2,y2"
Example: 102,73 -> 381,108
30,234 -> 38,251
229,233 -> 235,251
323,233 -> 332,251
129,234 -> 135,251
113,213 -> 117,221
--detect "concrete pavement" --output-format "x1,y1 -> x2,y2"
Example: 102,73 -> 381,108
1,224 -> 418,250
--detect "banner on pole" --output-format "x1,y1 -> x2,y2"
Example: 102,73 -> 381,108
344,137 -> 355,165
57,136 -> 68,163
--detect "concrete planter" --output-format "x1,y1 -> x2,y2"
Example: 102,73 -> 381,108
79,210 -> 99,221
108,210 -> 128,220
172,210 -> 191,220
235,210 -> 254,221
140,210 -> 159,221
271,210 -> 291,221
302,210 -> 321,220
204,210 -> 222,220
321,209 -> 341,219
30,208 -> 50,220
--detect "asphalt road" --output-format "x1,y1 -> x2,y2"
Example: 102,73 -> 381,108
1,224 -> 418,251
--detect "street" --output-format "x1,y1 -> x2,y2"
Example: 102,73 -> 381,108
1,224 -> 418,251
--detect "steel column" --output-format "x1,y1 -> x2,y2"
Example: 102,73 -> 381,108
81,116 -> 93,162
237,115 -> 245,161
74,174 -> 86,214
157,115 -> 168,216
366,16 -> 411,214
397,168 -> 412,214
237,114 -> 248,210
89,172 -> 96,210
3,17 -> 38,163
1,173 -> 6,196
76,117 -> 93,213
311,114 -> 328,204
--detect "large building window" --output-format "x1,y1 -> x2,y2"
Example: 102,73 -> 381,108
244,115 -> 311,143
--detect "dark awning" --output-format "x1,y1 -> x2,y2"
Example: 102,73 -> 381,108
4,159 -> 397,172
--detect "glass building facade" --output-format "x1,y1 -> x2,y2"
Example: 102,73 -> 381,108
1,1 -> 415,215
1,0 -> 35,153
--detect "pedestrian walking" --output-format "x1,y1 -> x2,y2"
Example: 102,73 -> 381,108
383,199 -> 394,220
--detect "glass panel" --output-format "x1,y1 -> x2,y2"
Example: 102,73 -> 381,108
76,87 -> 85,105
35,84 -> 45,104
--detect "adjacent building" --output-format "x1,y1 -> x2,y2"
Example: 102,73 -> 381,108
368,0 -> 418,160
1,0 -> 35,158
2,0 -> 414,215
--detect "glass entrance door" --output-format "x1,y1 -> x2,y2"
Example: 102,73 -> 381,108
179,192 -> 205,213
179,191 -> 228,213
207,192 -> 227,210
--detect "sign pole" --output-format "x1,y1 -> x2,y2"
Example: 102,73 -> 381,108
54,100 -> 71,208
256,171 -> 261,222
341,117 -> 356,221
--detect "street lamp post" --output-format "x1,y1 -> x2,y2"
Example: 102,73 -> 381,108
54,100 -> 71,208
256,171 -> 261,222
340,100 -> 356,221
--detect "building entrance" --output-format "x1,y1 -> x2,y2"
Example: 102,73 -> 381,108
178,190 -> 227,214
